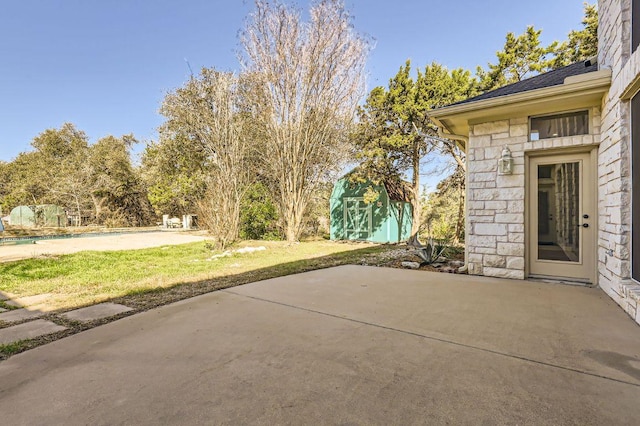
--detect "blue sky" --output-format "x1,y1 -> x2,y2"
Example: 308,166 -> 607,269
0,0 -> 587,169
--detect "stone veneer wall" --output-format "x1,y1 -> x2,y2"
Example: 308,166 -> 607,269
466,108 -> 601,280
461,0 -> 640,326
598,0 -> 640,324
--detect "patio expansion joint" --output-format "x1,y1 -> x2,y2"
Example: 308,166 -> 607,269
222,289 -> 640,389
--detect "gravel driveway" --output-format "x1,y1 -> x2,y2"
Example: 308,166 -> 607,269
0,231 -> 210,263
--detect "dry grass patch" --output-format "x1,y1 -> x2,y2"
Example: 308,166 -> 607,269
0,240 -> 394,312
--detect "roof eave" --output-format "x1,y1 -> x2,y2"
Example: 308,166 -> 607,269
430,69 -> 612,137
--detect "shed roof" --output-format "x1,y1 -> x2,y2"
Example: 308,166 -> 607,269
338,170 -> 413,203
453,60 -> 599,106
383,180 -> 412,203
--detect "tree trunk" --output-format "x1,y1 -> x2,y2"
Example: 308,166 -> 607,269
409,137 -> 421,245
283,198 -> 304,243
454,185 -> 465,244
284,220 -> 297,243
74,194 -> 82,226
90,194 -> 104,224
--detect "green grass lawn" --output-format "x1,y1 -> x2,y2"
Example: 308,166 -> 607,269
0,240 -> 390,311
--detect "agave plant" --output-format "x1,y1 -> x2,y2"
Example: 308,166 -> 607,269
413,237 -> 448,266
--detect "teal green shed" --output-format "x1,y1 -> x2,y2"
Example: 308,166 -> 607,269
330,177 -> 413,243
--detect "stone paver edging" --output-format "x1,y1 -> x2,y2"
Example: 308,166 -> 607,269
61,303 -> 133,322
0,309 -> 44,323
0,320 -> 67,345
0,302 -> 135,348
5,294 -> 53,309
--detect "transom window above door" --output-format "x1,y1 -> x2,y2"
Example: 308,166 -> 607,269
530,110 -> 589,141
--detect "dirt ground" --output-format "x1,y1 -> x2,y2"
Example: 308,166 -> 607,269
0,231 -> 210,263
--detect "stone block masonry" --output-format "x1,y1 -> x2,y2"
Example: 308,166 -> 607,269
596,0 -> 640,325
466,107 -> 601,281
466,118 -> 525,280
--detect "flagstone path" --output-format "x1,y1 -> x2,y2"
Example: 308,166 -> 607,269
0,296 -> 134,347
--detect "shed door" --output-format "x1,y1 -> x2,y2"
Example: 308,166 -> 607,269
344,198 -> 372,240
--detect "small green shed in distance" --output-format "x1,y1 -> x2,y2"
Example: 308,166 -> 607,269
330,176 -> 412,243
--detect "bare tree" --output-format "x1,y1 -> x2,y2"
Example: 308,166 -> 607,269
160,69 -> 253,248
240,0 -> 370,242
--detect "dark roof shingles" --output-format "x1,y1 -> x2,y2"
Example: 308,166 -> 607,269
453,60 -> 598,106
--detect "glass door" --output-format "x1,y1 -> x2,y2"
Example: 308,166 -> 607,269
529,153 -> 594,282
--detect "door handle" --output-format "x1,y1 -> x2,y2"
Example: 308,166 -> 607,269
576,223 -> 589,228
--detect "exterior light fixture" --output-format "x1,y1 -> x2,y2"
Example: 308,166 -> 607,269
498,146 -> 514,175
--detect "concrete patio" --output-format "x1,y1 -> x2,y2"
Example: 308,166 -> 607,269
0,265 -> 639,424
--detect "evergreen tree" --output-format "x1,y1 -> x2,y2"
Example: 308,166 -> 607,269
552,3 -> 598,67
477,26 -> 557,91
479,4 -> 598,91
352,61 -> 476,242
